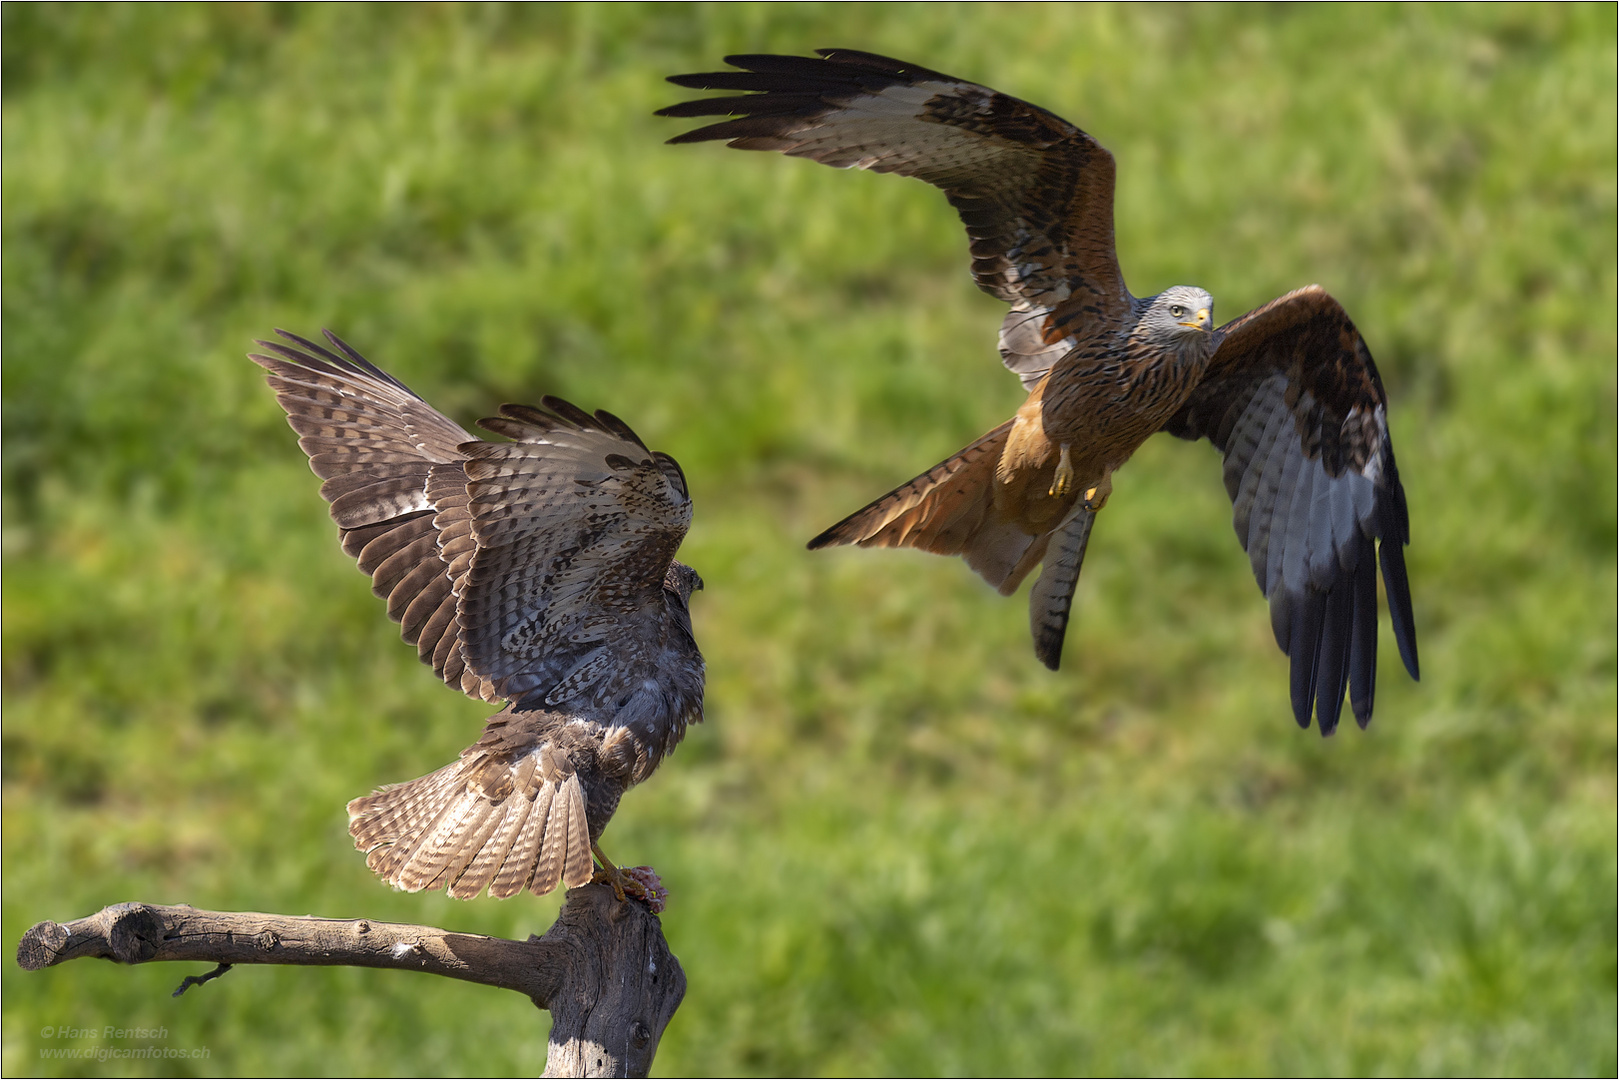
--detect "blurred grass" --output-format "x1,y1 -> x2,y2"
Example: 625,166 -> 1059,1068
2,3 -> 1614,1075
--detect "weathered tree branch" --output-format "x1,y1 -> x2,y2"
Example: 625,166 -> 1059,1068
16,884 -> 684,1078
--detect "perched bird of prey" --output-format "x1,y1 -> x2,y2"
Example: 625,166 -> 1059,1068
251,331 -> 703,901
660,49 -> 1418,733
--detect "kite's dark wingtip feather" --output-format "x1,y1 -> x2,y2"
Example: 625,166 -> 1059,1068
1288,595 -> 1325,730
812,47 -> 950,80
1347,544 -> 1379,730
813,47 -> 883,62
664,130 -> 723,146
1313,582 -> 1356,736
1379,539 -> 1420,681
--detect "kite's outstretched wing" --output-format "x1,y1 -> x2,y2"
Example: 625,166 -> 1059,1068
660,48 -> 1130,391
251,331 -> 694,715
1162,286 -> 1419,733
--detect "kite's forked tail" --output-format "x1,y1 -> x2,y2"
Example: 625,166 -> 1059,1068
808,420 -> 1105,670
807,420 -> 1055,596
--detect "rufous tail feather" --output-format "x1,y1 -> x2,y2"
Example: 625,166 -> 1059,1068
808,421 -> 1047,593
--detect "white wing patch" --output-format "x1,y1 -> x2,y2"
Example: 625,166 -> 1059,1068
999,304 -> 1076,391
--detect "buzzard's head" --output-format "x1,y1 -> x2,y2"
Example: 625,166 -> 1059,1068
664,561 -> 704,606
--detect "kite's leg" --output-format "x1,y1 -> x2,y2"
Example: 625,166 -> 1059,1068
1049,443 -> 1075,498
1083,468 -> 1113,512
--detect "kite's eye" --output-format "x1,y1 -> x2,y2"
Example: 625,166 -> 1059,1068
1169,304 -> 1187,318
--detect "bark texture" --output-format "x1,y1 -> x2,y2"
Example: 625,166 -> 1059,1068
17,884 -> 685,1078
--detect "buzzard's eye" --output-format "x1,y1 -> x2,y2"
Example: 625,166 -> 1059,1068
1169,305 -> 1186,318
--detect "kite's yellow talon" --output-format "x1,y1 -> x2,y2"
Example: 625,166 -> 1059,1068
1083,474 -> 1113,512
1049,444 -> 1074,498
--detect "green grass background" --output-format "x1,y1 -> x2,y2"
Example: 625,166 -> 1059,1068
3,4 -> 1614,1075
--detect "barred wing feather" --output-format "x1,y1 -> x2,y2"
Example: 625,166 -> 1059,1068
251,330 -> 693,713
457,403 -> 693,710
661,49 -> 1131,391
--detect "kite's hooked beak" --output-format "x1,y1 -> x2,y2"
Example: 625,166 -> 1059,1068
1179,307 -> 1212,330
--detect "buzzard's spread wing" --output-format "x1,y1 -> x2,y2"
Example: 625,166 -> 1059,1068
460,401 -> 694,713
660,49 -> 1130,390
251,332 -> 495,697
251,331 -> 694,714
1162,286 -> 1419,733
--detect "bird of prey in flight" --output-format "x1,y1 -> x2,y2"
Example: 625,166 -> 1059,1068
660,49 -> 1417,733
252,331 -> 703,901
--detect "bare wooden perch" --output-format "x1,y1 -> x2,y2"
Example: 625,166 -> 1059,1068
16,884 -> 684,1078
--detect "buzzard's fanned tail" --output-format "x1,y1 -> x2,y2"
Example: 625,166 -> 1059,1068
1028,506 -> 1096,671
809,421 -> 1047,593
347,721 -> 595,900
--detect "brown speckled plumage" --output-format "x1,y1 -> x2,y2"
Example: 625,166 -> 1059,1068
661,49 -> 1417,733
252,331 -> 704,897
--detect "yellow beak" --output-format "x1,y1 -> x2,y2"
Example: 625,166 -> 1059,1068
1179,307 -> 1212,330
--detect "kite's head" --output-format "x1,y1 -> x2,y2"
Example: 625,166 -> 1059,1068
1147,285 -> 1216,339
665,560 -> 705,606
1138,286 -> 1217,359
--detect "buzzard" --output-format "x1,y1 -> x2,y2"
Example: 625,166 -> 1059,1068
251,331 -> 704,901
660,49 -> 1418,733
